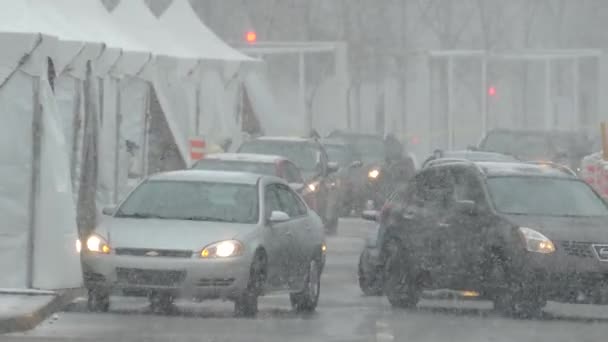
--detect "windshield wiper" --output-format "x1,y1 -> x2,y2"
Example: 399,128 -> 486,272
182,216 -> 237,222
116,212 -> 166,219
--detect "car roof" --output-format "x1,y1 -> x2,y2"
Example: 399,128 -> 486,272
477,161 -> 577,178
203,153 -> 285,163
485,128 -> 586,138
434,150 -> 517,160
253,136 -> 312,143
148,170 -> 264,185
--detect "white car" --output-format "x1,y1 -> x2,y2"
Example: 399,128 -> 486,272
81,170 -> 326,316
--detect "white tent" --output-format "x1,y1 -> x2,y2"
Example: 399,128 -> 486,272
0,0 -> 82,290
159,0 -> 256,149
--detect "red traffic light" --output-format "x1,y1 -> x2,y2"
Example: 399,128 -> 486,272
487,86 -> 497,97
245,31 -> 257,44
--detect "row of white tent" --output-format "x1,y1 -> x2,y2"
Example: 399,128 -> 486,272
0,0 -> 266,290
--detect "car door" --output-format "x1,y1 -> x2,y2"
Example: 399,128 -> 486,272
274,184 -> 312,287
263,183 -> 293,289
442,166 -> 490,286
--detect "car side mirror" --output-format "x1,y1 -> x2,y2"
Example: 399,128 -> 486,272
350,160 -> 363,168
269,210 -> 290,223
361,210 -> 379,221
327,161 -> 339,174
454,200 -> 477,216
102,206 -> 116,216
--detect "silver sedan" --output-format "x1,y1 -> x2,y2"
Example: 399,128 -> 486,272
80,170 -> 326,316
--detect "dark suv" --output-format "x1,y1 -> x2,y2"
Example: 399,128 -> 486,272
369,160 -> 608,317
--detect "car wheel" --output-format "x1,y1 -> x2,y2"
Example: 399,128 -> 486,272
87,288 -> 110,312
490,262 -> 545,318
358,253 -> 382,296
234,252 -> 266,317
290,258 -> 321,313
383,241 -> 420,309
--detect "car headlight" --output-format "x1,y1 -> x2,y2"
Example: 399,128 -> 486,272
86,234 -> 111,254
368,169 -> 380,179
304,181 -> 320,194
518,227 -> 555,254
201,240 -> 243,258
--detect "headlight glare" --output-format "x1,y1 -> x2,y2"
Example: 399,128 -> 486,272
518,227 -> 555,254
368,169 -> 380,179
76,239 -> 82,253
201,240 -> 243,258
86,234 -> 111,254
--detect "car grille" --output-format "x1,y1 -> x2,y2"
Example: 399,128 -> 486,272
116,268 -> 186,286
196,278 -> 235,287
559,241 -> 595,259
114,248 -> 193,258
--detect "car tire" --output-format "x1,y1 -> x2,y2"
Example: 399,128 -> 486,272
290,258 -> 321,313
383,240 -> 420,309
87,288 -> 110,313
234,252 -> 266,317
490,262 -> 545,318
358,253 -> 383,296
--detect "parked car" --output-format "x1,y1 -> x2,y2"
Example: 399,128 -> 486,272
81,170 -> 326,317
192,153 -> 305,190
364,160 -> 608,317
237,136 -> 340,234
478,128 -> 592,172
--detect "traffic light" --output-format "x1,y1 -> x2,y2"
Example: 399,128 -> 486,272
487,86 -> 497,97
245,31 -> 257,44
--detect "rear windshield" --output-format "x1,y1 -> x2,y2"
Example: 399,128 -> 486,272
194,159 -> 276,176
116,181 -> 259,224
480,132 -> 550,159
487,176 -> 608,217
238,141 -> 318,172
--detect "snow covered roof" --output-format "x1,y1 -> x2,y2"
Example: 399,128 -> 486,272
159,0 -> 254,62
204,153 -> 285,163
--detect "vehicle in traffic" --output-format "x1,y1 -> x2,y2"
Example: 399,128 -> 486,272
421,149 -> 519,168
237,136 -> 340,234
478,129 -> 592,172
81,170 -> 326,317
192,153 -> 305,189
363,160 -> 608,317
320,139 -> 364,216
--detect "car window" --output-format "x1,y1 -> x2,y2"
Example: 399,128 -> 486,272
116,180 -> 258,224
451,167 -> 486,205
283,161 -> 304,183
193,159 -> 276,176
413,168 -> 454,208
275,184 -> 303,217
264,185 -> 282,218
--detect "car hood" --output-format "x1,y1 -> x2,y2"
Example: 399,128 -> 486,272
502,214 -> 608,242
96,217 -> 258,251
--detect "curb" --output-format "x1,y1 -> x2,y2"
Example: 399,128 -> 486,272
0,288 -> 83,334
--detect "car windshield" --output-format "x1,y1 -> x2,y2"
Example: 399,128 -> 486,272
239,141 -> 318,171
480,132 -> 551,159
116,181 -> 259,223
324,144 -> 352,167
487,176 -> 608,217
344,136 -> 384,163
194,160 -> 276,176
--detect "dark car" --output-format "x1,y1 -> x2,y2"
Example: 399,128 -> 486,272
321,139 -> 364,216
478,129 -> 592,172
421,149 -> 519,169
237,136 -> 340,234
192,153 -> 305,188
364,160 -> 608,317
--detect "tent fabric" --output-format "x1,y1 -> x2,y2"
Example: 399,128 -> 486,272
160,0 -> 254,63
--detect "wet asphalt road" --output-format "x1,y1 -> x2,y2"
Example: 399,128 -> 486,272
5,218 -> 608,342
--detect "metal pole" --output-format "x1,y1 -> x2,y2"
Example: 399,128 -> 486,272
572,57 -> 580,129
27,77 -> 42,288
298,52 -> 309,133
142,86 -> 151,177
447,56 -> 454,149
481,56 -> 488,136
544,60 -> 553,130
113,78 -> 122,204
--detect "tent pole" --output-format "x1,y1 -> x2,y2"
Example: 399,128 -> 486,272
113,78 -> 122,204
142,86 -> 151,177
572,57 -> 580,129
27,77 -> 42,289
299,52 -> 309,133
481,55 -> 488,136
